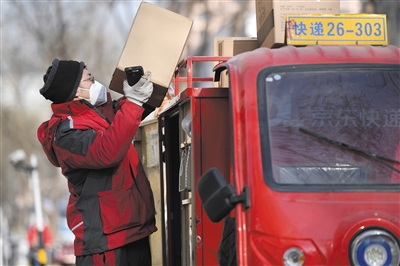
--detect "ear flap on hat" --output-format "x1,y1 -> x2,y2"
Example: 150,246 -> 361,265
43,66 -> 53,83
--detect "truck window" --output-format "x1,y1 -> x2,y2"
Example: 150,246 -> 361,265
258,65 -> 399,190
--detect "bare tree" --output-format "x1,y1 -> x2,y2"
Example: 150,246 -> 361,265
163,0 -> 252,56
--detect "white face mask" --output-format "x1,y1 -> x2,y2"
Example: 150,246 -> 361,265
79,81 -> 107,106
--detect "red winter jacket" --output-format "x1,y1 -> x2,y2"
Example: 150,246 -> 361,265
37,93 -> 157,256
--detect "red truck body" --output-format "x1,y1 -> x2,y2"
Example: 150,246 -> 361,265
218,45 -> 400,265
158,45 -> 400,266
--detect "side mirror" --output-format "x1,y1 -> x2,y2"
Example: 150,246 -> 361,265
197,168 -> 250,223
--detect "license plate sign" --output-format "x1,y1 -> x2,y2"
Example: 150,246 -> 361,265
286,14 -> 387,45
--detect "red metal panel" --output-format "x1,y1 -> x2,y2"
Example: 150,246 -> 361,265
190,88 -> 230,265
229,45 -> 400,69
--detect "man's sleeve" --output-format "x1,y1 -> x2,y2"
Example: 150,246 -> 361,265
53,100 -> 143,169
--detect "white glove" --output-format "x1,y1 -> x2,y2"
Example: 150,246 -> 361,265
123,72 -> 153,106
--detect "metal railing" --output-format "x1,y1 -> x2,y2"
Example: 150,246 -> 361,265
172,56 -> 231,96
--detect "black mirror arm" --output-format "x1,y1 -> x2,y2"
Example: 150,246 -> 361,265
228,186 -> 250,210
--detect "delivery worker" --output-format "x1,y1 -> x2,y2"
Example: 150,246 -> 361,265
37,59 -> 157,266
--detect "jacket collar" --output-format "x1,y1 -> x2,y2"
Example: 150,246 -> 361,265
51,99 -> 92,119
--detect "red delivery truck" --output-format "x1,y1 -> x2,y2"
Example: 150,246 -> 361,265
154,14 -> 399,266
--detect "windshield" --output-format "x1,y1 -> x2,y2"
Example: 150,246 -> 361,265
258,65 -> 400,190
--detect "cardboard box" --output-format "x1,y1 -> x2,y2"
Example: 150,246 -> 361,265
213,37 -> 258,87
213,37 -> 258,56
109,2 -> 193,108
256,0 -> 340,48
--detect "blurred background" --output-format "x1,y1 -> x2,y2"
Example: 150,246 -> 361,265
1,0 -> 399,265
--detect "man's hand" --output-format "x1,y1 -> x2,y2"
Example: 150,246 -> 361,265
123,73 -> 153,106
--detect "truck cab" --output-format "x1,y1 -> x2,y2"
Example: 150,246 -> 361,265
155,43 -> 399,265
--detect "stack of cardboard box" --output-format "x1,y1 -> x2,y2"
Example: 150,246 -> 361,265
256,0 -> 340,48
213,1 -> 340,87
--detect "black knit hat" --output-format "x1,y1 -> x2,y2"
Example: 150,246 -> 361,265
40,59 -> 85,104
